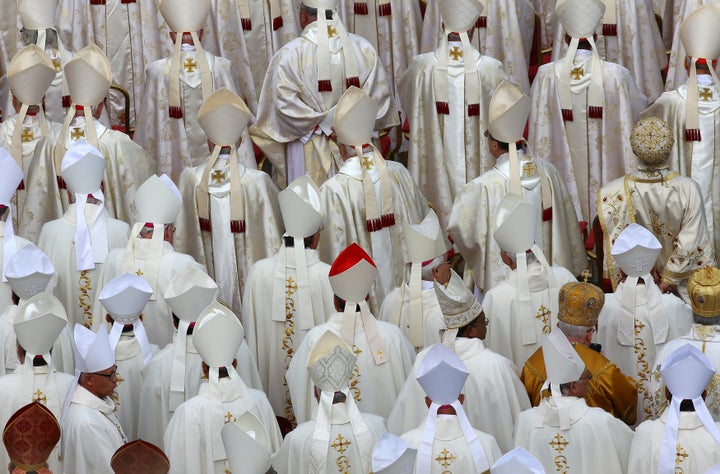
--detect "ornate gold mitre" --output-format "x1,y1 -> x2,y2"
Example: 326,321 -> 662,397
689,266 -> 720,318
630,117 -> 674,167
557,282 -> 605,327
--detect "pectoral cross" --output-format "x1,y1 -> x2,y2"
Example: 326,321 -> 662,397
449,46 -> 462,61
224,412 -> 237,424
135,269 -> 144,276
570,67 -> 584,80
700,87 -> 713,102
327,25 -> 337,38
331,434 -> 351,454
70,127 -> 85,141
21,128 -> 34,142
286,277 -> 298,297
522,161 -> 537,177
360,154 -> 374,170
581,268 -> 592,283
52,58 -> 62,72
434,448 -> 456,469
376,349 -> 383,359
211,169 -> 226,185
549,433 -> 569,453
183,58 -> 198,73
33,389 -> 47,404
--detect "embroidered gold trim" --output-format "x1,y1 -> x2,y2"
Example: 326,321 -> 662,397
79,270 -> 93,328
550,433 -> 570,473
282,277 -> 298,425
349,345 -> 362,402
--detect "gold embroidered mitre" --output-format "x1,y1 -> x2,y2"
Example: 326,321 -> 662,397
689,266 -> 720,318
557,281 -> 604,327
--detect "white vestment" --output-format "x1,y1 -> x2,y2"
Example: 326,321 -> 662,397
597,285 -> 692,422
250,20 -> 399,187
164,377 -> 282,474
649,325 -> 720,419
95,241 -> 206,347
271,402 -> 387,474
528,51 -> 647,223
642,79 -> 720,259
398,44 -> 507,229
0,364 -> 74,473
401,415 -> 502,474
0,115 -> 61,220
137,331 -> 262,448
175,158 -> 282,317
628,411 -> 720,473
449,151 -> 586,294
134,49 -> 246,181
62,385 -> 127,474
419,0 -> 534,94
19,117 -> 155,243
379,279 -> 446,351
56,0 -> 171,128
387,337 -> 530,452
514,397 -> 634,474
242,246 -> 335,420
551,0 -> 666,101
38,204 -> 130,327
483,263 -> 578,368
318,155 -> 429,312
0,223 -> 30,310
203,0 -> 299,94
287,311 -> 416,424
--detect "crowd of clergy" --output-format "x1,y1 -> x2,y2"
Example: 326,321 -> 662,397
3,0 -> 720,472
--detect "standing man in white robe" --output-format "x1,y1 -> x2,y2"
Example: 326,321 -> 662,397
449,80 -> 585,295
401,344 -> 502,473
379,209 -> 452,351
164,302 -> 282,474
0,292 -> 73,474
598,117 -> 715,295
203,0 -> 299,95
597,224 -> 693,423
551,0 -> 666,101
134,0 -> 248,181
1,44 -> 59,221
528,0 -> 646,224
250,0 -> 399,187
19,45 -> 154,243
642,5 -> 720,260
272,330 -> 386,474
482,194 -> 578,368
174,88 -> 281,316
38,141 -> 129,328
650,266 -> 720,419
243,175 -> 334,423
139,268 -> 262,448
630,345 -> 720,473
318,87 -> 428,310
97,273 -> 157,440
399,0 -> 507,229
97,174 -> 204,347
56,0 -> 171,129
287,243 -> 416,423
62,324 -> 127,474
388,277 -> 529,452
515,330 -> 633,473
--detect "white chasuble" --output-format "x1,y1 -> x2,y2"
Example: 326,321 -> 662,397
379,280 -> 445,351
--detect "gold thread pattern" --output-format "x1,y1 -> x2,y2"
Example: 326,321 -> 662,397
549,433 -> 569,473
435,448 -> 456,473
675,444 -> 689,473
331,434 -> 351,473
282,276 -> 298,425
349,345 -> 362,402
634,319 -> 653,419
111,371 -> 124,412
536,305 -> 552,335
33,389 -> 47,405
79,270 -> 93,328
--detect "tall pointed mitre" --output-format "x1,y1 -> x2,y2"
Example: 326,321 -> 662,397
372,432 -> 417,474
221,417 -> 271,474
679,3 -> 720,142
540,329 -> 585,430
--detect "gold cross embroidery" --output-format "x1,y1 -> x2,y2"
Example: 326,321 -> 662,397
522,161 -> 537,177
211,169 -> 226,185
700,87 -> 713,102
183,58 -> 198,73
327,25 -> 337,38
570,67 -> 584,80
70,127 -> 85,141
549,433 -> 569,453
376,349 -> 383,359
21,128 -> 34,143
360,154 -> 374,170
52,58 -> 61,72
136,269 -> 144,276
581,268 -> 592,283
286,277 -> 298,297
676,444 -> 689,464
224,412 -> 237,424
331,434 -> 351,454
33,389 -> 47,404
435,448 -> 456,469
536,305 -> 552,335
449,46 -> 462,61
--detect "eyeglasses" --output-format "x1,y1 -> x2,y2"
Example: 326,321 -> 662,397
92,366 -> 117,379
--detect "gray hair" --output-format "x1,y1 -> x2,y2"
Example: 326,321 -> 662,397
20,28 -> 58,49
505,251 -> 537,266
557,321 -> 592,339
693,313 -> 720,326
